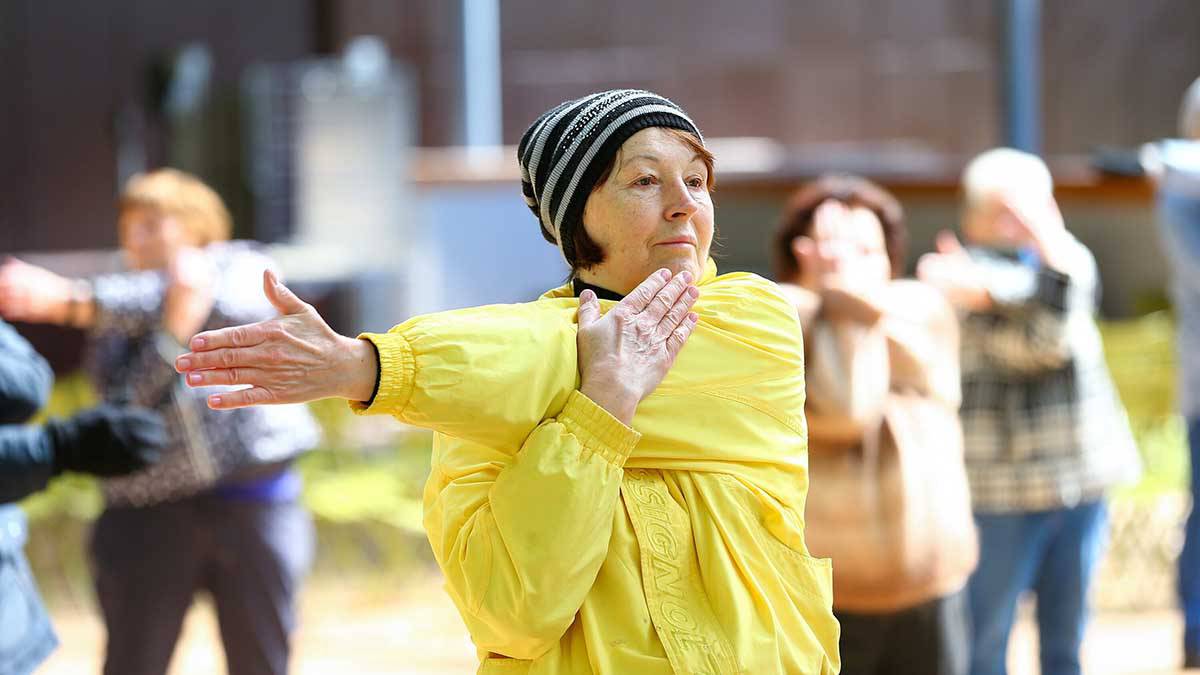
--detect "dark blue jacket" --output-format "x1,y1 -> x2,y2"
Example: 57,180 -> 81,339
0,319 -> 58,675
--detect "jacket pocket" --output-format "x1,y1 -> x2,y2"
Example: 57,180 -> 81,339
751,531 -> 841,674
752,520 -> 834,607
477,656 -> 531,675
716,475 -> 839,672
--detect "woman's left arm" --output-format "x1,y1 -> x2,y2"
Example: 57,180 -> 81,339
424,392 -> 638,659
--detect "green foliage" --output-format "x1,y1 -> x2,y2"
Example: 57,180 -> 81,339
1099,311 -> 1189,499
296,400 -> 433,535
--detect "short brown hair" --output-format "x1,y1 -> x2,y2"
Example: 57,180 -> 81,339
772,174 -> 906,282
572,128 -> 715,271
118,168 -> 232,246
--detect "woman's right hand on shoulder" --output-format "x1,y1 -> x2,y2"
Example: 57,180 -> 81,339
575,269 -> 699,426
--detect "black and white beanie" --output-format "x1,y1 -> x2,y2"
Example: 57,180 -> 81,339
517,89 -> 703,265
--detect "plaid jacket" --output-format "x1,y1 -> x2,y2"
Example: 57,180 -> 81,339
959,236 -> 1140,513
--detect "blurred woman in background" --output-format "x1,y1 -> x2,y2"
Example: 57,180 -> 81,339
0,169 -> 319,675
773,175 -> 977,675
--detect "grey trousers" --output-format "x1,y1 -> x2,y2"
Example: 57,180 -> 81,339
89,495 -> 314,675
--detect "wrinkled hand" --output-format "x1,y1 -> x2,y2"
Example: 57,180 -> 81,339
1002,195 -> 1072,272
0,257 -> 73,324
48,404 -> 166,477
174,270 -> 377,409
916,230 -> 991,311
576,269 -> 699,425
163,247 -> 216,343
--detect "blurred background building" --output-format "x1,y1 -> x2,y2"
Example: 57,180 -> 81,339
3,0 -> 1197,328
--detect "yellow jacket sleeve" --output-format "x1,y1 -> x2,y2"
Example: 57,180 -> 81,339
423,390 -> 640,659
348,301 -> 581,450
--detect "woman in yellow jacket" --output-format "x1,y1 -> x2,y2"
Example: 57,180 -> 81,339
175,90 -> 840,674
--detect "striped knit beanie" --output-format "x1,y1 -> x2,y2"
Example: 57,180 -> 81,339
517,89 -> 703,265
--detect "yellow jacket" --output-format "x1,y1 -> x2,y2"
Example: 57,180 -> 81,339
353,260 -> 840,674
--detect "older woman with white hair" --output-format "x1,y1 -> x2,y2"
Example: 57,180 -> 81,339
918,148 -> 1139,675
176,90 -> 840,674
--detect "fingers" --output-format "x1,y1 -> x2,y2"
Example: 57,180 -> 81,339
176,341 -> 270,372
577,289 -> 601,328
619,269 -> 671,313
184,366 -> 266,388
186,317 -> 279,352
812,200 -> 848,236
665,312 -> 699,358
206,387 -> 276,410
655,284 -> 699,337
263,269 -> 310,316
935,230 -> 964,256
915,253 -> 939,284
640,270 -> 693,323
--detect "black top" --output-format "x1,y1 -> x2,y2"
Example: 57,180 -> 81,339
572,279 -> 625,301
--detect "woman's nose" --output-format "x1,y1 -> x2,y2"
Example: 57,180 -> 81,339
666,182 -> 699,220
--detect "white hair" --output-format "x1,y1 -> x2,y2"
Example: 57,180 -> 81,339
1181,76 -> 1200,139
961,147 -> 1053,212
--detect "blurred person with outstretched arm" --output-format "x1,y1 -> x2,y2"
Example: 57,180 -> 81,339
918,149 -> 1140,675
0,169 -> 319,675
775,175 -> 976,675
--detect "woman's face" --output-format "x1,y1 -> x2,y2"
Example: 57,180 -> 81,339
577,127 -> 714,295
799,200 -> 891,288
119,206 -> 198,271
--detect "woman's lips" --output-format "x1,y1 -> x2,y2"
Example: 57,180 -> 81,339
655,239 -> 696,247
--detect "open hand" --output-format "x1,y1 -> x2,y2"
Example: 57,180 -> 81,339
174,270 -> 377,409
576,268 -> 699,425
916,230 -> 991,311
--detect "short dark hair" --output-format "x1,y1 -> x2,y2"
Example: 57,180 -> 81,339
772,174 -> 906,282
571,128 -> 716,272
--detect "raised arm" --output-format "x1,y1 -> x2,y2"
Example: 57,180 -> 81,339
175,269 -> 699,440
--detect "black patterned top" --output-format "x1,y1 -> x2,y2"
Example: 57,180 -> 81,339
86,241 -> 319,507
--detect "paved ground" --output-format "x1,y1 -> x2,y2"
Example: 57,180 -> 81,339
35,572 -> 1200,674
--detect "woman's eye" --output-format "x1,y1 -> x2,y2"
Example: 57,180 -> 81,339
687,177 -> 705,188
635,176 -> 655,186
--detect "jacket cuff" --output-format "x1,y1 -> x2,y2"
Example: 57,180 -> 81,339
558,390 -> 641,467
1034,267 -> 1070,313
348,333 -> 415,416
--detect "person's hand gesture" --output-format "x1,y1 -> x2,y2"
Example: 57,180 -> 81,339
575,269 -> 699,425
175,270 -> 377,409
48,404 -> 167,477
1002,195 -> 1072,273
0,257 -> 74,325
162,247 -> 216,343
916,230 -> 992,311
